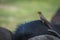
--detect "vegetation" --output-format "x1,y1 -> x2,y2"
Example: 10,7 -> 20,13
0,0 -> 60,32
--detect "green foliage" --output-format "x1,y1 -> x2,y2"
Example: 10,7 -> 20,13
0,0 -> 60,31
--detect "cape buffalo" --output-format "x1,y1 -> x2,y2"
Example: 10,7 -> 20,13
14,9 -> 60,40
14,20 -> 58,40
28,35 -> 60,40
51,8 -> 60,34
0,27 -> 13,40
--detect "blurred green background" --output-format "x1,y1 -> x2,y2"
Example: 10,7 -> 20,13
0,0 -> 60,32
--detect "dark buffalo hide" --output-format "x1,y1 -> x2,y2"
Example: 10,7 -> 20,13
0,27 -> 13,40
51,8 -> 60,34
51,24 -> 60,35
14,20 -> 57,40
28,35 -> 60,40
